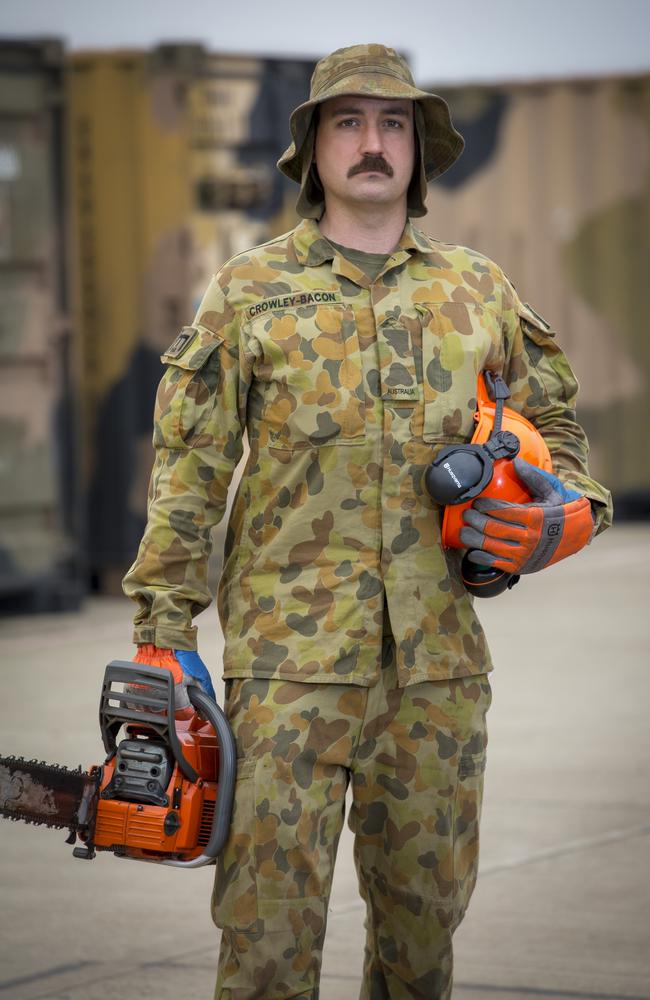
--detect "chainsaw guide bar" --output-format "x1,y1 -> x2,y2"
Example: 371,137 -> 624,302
0,756 -> 99,831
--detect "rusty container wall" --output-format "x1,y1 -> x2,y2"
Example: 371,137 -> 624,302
68,46 -> 198,592
0,38 -> 83,611
185,54 -> 314,593
68,47 -> 314,591
422,75 -> 650,515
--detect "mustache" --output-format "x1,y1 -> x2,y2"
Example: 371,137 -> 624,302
348,155 -> 393,178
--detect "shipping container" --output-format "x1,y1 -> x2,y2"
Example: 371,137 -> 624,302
68,46 -> 315,591
422,74 -> 650,516
0,38 -> 83,611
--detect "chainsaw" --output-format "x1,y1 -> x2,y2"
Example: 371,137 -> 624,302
0,661 -> 236,868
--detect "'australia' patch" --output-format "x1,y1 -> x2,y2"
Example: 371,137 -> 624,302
245,290 -> 342,321
381,384 -> 421,403
164,327 -> 198,359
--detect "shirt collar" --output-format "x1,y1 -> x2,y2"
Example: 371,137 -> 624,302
292,217 -> 436,267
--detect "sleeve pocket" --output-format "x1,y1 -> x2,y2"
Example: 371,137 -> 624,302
160,324 -> 226,369
458,752 -> 487,779
155,326 -> 225,449
517,302 -> 559,357
516,303 -> 578,407
517,301 -> 555,340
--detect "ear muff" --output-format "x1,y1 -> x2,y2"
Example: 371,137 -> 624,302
460,556 -> 520,598
423,371 -> 553,598
423,430 -> 521,505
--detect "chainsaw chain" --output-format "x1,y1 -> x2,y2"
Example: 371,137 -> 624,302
0,755 -> 90,830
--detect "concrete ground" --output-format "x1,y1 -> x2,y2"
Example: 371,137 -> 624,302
0,524 -> 648,1000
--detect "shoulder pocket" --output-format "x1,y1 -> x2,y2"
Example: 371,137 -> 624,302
155,326 -> 225,449
161,324 -> 226,369
516,303 -> 578,407
517,302 -> 556,344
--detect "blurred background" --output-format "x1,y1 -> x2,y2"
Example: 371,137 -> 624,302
0,0 -> 649,609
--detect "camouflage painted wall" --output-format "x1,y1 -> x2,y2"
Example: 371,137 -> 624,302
422,75 -> 650,508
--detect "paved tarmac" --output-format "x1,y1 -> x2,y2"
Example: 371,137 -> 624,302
0,524 -> 648,1000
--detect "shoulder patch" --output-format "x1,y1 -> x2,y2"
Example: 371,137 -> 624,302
164,327 -> 198,359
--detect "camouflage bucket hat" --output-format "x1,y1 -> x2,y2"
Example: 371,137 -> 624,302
277,43 -> 464,219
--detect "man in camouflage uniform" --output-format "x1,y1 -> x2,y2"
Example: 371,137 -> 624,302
124,44 -> 612,999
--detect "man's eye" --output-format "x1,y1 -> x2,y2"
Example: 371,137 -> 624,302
384,119 -> 403,129
339,118 -> 358,127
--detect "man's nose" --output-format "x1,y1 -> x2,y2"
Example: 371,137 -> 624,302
360,121 -> 384,155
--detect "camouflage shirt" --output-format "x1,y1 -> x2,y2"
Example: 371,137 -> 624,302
123,218 -> 612,687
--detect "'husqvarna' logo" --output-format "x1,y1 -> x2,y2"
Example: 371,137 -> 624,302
443,462 -> 462,489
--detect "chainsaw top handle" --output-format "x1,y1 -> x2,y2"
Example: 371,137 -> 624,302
100,661 -> 200,781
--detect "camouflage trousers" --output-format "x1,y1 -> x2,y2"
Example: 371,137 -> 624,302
212,635 -> 491,999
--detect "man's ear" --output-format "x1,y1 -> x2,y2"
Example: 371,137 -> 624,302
310,161 -> 322,190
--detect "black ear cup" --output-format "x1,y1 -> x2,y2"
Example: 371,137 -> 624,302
424,432 -> 521,507
461,553 -> 520,598
423,445 -> 493,505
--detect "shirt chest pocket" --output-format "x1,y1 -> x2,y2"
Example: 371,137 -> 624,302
249,302 -> 366,450
414,301 -> 504,443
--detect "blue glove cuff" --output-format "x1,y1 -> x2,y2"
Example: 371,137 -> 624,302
174,649 -> 216,701
529,466 -> 583,504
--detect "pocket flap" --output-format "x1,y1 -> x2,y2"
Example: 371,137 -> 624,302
517,302 -> 555,340
161,325 -> 225,370
458,752 -> 486,779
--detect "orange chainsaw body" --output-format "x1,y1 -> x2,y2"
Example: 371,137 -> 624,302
90,717 -> 219,862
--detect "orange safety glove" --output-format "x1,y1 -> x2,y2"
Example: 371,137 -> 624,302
460,458 -> 595,575
133,645 -> 215,708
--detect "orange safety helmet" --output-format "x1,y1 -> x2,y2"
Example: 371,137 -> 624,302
423,371 -> 553,597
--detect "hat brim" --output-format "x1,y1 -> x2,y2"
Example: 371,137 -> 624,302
277,72 -> 464,184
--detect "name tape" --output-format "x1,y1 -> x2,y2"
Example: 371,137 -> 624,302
245,290 -> 342,321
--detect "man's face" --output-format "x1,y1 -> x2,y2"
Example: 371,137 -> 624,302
313,95 -> 416,212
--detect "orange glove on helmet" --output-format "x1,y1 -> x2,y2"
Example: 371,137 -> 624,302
460,458 -> 595,576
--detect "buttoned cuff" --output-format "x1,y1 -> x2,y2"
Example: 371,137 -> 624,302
132,623 -> 198,651
588,499 -> 611,535
557,474 -> 613,535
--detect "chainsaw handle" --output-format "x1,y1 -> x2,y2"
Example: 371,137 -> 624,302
160,684 -> 236,869
100,661 -> 199,783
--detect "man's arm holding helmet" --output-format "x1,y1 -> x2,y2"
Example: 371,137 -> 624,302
460,279 -> 613,575
122,275 -> 251,681
500,282 -> 612,529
